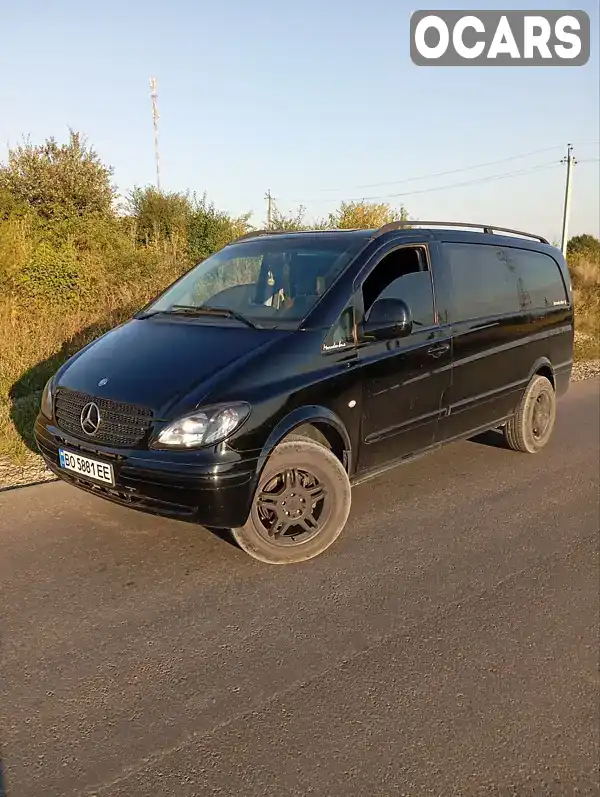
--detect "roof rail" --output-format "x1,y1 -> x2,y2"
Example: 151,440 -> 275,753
231,228 -> 320,243
373,220 -> 549,244
233,229 -> 278,242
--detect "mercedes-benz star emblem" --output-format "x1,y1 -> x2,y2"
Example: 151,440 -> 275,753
80,402 -> 101,436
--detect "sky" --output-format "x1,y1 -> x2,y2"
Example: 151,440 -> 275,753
2,0 -> 599,243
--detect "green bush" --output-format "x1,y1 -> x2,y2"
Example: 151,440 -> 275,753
14,239 -> 89,302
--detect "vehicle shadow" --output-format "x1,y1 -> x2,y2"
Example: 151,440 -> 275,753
9,308 -> 136,456
202,526 -> 240,549
74,489 -> 242,552
468,428 -> 511,450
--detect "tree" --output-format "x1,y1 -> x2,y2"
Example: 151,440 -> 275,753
126,188 -> 251,262
0,188 -> 30,222
567,233 -> 600,260
328,200 -> 409,229
268,202 -> 310,231
127,186 -> 191,247
187,193 -> 252,262
266,199 -> 408,232
0,130 -> 115,220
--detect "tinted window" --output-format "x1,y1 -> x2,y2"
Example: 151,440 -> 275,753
375,272 -> 435,328
443,243 -> 519,321
362,247 -> 435,329
505,248 -> 568,310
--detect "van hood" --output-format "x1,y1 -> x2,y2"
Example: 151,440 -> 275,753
56,316 -> 288,416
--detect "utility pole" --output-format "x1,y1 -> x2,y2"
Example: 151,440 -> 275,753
560,143 -> 576,257
150,77 -> 161,192
265,190 -> 273,229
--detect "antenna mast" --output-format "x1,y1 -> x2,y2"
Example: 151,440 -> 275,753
150,77 -> 161,191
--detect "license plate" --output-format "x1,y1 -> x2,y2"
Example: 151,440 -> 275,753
58,449 -> 115,486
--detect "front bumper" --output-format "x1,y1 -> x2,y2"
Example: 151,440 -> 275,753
34,414 -> 258,528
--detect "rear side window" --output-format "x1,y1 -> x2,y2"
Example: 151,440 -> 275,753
443,243 -> 519,321
505,248 -> 568,310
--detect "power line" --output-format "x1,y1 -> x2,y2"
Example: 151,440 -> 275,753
371,162 -> 562,201
280,141 -> 599,203
285,161 -> 563,206
298,145 -> 566,196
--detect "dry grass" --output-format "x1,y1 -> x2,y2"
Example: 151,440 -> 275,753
0,257 -> 185,463
570,253 -> 599,357
0,294 -> 126,461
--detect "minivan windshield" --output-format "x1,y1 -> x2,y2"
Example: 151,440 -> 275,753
141,233 -> 369,329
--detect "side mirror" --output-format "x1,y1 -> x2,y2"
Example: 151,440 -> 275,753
363,297 -> 412,340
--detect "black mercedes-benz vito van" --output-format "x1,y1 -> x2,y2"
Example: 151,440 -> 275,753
35,221 -> 574,564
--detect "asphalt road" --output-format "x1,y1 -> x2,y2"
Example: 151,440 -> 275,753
1,378 -> 599,797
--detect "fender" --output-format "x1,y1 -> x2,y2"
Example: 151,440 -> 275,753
256,405 -> 353,479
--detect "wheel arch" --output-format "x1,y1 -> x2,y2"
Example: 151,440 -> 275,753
256,406 -> 353,479
528,357 -> 556,389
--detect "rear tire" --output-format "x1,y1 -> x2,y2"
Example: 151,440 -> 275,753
232,438 -> 351,564
504,374 -> 556,453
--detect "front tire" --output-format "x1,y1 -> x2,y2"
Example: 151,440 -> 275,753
504,374 -> 556,453
231,438 -> 352,564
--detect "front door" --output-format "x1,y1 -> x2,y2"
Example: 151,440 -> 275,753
356,244 -> 452,473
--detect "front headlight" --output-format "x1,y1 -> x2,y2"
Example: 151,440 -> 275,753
154,402 -> 251,449
40,378 -> 54,419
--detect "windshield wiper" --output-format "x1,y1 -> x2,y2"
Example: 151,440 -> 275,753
170,305 -> 259,329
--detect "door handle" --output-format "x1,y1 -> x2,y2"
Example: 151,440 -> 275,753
427,342 -> 450,358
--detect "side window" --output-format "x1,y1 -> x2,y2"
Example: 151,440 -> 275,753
362,246 -> 435,329
505,248 -> 568,310
323,304 -> 355,351
443,243 -> 520,321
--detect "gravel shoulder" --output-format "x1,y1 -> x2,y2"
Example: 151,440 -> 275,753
0,456 -> 57,492
1,362 -> 598,492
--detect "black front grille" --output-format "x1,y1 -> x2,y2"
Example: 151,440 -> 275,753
54,388 -> 153,447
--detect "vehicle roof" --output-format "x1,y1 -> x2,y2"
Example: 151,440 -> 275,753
230,225 -> 556,253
